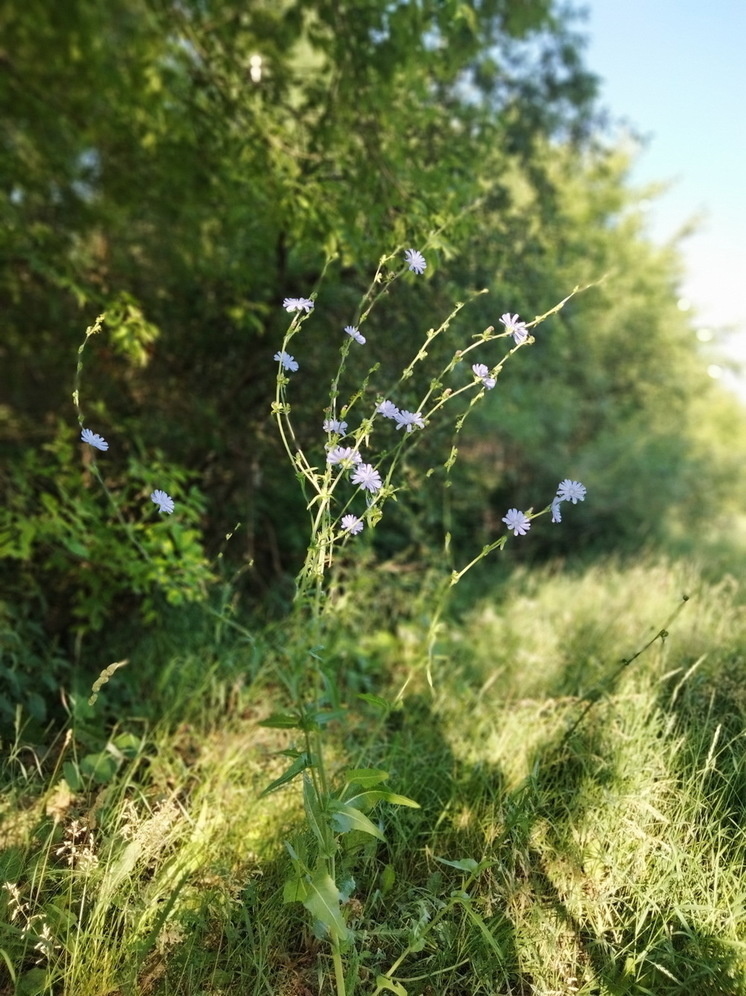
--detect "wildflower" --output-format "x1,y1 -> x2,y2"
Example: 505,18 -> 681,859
55,818 -> 98,871
403,248 -> 427,274
151,489 -> 175,514
376,399 -> 400,420
394,409 -> 425,432
341,514 -> 364,535
283,297 -> 314,313
351,463 -> 382,493
551,498 -> 562,523
274,350 -> 299,372
502,508 -> 531,536
323,418 -> 348,434
32,920 -> 58,962
327,446 -> 362,467
3,882 -> 26,922
556,479 -> 587,504
500,312 -> 529,345
472,363 -> 496,390
80,428 -> 109,451
345,325 -> 366,345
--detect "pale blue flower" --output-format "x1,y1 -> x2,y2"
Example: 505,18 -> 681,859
345,325 -> 366,345
551,498 -> 562,523
151,489 -> 175,514
351,463 -> 382,493
80,428 -> 109,451
341,514 -> 364,535
327,446 -> 362,467
404,249 -> 426,274
274,350 -> 299,372
502,508 -> 531,536
500,313 -> 529,345
472,363 -> 496,390
323,418 -> 348,434
376,400 -> 400,420
283,297 -> 314,313
394,409 -> 425,432
556,479 -> 587,504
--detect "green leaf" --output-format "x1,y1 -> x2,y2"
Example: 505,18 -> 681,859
64,539 -> 89,558
345,789 -> 420,810
307,708 -> 346,728
434,856 -> 479,872
375,975 -> 408,995
455,2 -> 479,34
302,870 -> 349,942
112,731 -> 141,756
62,761 -> 82,791
409,934 -> 426,953
337,874 -> 356,903
259,712 -> 301,729
79,751 -> 118,784
329,801 -> 386,841
18,968 -> 49,996
375,791 -> 420,809
303,775 -> 334,857
380,863 -> 396,894
259,752 -> 310,797
283,875 -> 310,904
343,768 -> 390,787
357,693 -> 391,711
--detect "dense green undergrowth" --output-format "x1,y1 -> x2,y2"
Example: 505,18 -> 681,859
2,552 -> 746,995
3,4 -> 745,992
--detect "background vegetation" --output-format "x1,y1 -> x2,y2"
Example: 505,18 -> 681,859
1,1 -> 745,994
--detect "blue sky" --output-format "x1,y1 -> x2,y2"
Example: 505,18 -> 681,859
581,0 -> 745,365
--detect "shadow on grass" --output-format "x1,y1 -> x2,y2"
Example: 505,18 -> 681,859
377,685 -> 746,996
529,733 -> 746,996
658,653 -> 746,852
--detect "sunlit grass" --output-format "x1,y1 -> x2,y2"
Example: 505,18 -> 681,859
366,555 -> 746,995
2,553 -> 746,994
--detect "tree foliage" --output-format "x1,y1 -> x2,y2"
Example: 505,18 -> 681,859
0,0 -> 741,704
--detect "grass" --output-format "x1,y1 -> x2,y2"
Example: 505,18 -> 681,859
2,552 -> 746,995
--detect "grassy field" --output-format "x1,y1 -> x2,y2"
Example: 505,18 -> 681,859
2,553 -> 746,995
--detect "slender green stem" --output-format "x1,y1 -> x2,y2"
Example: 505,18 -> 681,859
371,869 -> 483,995
331,938 -> 347,996
312,726 -> 330,800
272,377 -> 320,494
450,536 -> 508,585
73,314 -> 153,563
72,314 -> 106,419
560,594 -> 690,744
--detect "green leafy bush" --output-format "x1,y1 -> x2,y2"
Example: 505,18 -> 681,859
0,422 -> 214,727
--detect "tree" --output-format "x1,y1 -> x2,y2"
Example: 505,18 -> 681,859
0,0 -> 598,562
4,0 -> 740,701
